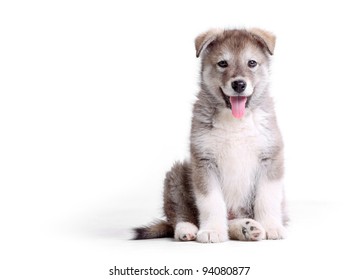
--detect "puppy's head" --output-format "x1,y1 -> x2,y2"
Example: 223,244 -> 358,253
195,28 -> 275,118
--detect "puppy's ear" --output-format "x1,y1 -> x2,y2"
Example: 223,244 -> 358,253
249,28 -> 276,55
195,29 -> 222,58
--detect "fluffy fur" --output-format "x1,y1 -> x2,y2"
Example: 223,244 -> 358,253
134,28 -> 288,243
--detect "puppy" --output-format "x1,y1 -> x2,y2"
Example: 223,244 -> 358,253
134,28 -> 288,243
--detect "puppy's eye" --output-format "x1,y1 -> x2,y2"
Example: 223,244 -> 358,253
217,60 -> 228,68
248,60 -> 257,68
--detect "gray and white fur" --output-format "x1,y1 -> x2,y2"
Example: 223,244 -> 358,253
134,28 -> 288,243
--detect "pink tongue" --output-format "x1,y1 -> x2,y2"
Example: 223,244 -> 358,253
230,96 -> 247,119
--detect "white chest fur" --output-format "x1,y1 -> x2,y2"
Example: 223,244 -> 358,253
208,108 -> 269,212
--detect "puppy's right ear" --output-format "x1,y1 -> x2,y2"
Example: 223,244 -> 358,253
195,29 -> 222,58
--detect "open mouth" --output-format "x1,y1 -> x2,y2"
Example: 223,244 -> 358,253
220,88 -> 251,119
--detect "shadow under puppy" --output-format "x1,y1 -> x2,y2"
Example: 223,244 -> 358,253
134,28 -> 288,243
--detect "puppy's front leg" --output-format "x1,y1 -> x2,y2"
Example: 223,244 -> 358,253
194,170 -> 228,243
254,177 -> 287,240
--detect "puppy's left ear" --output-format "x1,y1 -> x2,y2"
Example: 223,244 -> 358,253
249,28 -> 276,55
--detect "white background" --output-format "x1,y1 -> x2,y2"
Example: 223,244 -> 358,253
1,0 -> 358,279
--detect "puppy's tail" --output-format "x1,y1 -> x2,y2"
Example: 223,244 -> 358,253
133,220 -> 174,240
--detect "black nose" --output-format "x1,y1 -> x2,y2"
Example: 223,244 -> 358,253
231,80 -> 246,93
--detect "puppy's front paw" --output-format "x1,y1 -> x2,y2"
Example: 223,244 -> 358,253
261,221 -> 287,240
196,229 -> 228,243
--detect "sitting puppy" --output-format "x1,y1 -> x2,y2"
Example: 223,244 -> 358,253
134,28 -> 288,243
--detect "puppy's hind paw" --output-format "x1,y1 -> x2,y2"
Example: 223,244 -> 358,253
174,222 -> 198,241
229,219 -> 265,241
